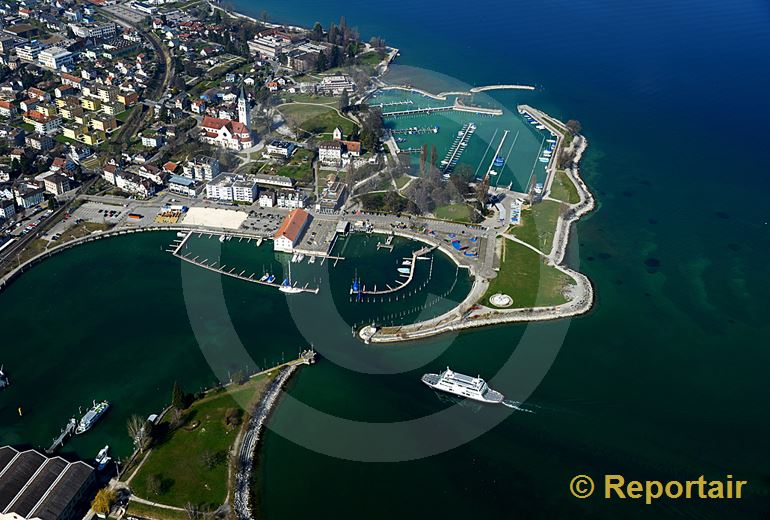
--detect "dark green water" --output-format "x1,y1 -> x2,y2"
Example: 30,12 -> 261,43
4,0 -> 770,516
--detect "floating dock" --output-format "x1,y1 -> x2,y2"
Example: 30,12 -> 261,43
354,244 -> 436,297
47,418 -> 77,454
168,232 -> 320,294
441,123 -> 476,174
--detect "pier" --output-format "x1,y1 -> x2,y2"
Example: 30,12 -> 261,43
484,129 -> 510,179
47,418 -> 76,454
168,232 -> 320,294
382,105 -> 454,117
391,126 -> 439,135
441,122 -> 476,174
355,244 -> 436,296
376,235 -> 394,251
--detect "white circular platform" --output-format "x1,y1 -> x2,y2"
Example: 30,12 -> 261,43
489,293 -> 513,308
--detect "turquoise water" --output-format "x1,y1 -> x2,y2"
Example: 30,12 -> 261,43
374,87 -> 550,189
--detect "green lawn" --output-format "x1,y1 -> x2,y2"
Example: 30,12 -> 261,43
358,51 -> 384,66
281,93 -> 337,105
510,200 -> 565,254
279,103 -> 357,137
260,148 -> 314,185
549,170 -> 580,204
434,203 -> 472,223
484,238 -> 574,308
54,134 -> 77,145
394,175 -> 412,189
130,374 -> 274,509
115,107 -> 135,123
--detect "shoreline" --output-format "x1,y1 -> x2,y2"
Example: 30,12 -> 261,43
361,120 -> 595,343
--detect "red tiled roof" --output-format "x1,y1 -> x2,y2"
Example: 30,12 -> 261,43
201,116 -> 228,130
274,209 -> 309,242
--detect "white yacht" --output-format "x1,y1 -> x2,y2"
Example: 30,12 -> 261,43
422,367 -> 504,403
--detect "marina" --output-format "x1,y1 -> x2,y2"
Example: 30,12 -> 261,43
441,122 -> 477,174
350,244 -> 436,297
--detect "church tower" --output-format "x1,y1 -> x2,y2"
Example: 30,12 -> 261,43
237,83 -> 250,129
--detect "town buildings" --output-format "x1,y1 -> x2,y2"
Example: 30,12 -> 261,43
205,173 -> 258,204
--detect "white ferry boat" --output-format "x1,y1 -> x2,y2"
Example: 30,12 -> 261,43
421,367 -> 504,403
76,400 -> 110,434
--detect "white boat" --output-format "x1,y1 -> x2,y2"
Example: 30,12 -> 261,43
94,445 -> 111,471
489,170 -> 498,176
279,263 -> 303,294
402,259 -> 412,266
176,231 -> 187,238
218,235 -> 226,243
421,367 -> 504,403
397,267 -> 411,274
297,253 -> 305,262
308,256 -> 315,264
291,252 -> 299,262
0,365 -> 8,390
76,400 -> 110,435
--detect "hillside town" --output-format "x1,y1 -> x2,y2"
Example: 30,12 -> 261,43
0,0 -> 399,256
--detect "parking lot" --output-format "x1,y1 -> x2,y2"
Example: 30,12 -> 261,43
239,210 -> 284,236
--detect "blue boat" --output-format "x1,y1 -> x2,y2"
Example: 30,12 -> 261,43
493,156 -> 505,167
267,275 -> 275,283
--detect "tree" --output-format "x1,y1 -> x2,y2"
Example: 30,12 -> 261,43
146,474 -> 162,496
127,414 -> 149,450
184,502 -> 200,520
259,10 -> 268,23
91,488 -> 115,517
339,89 -> 349,112
329,45 -> 341,68
200,450 -> 217,470
419,144 -> 427,175
315,51 -> 328,72
328,24 -> 339,45
171,381 -> 186,409
566,119 -> 582,135
430,144 -> 437,171
311,22 -> 324,41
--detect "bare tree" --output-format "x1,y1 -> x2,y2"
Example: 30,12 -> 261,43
127,415 -> 148,451
146,474 -> 162,496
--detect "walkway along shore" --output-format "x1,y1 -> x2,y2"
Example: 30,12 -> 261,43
232,359 -> 308,520
360,115 -> 595,344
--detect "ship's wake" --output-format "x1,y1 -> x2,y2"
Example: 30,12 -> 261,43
502,400 -> 535,413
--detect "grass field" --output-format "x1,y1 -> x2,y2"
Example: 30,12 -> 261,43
549,170 -> 580,204
130,374 -> 274,509
266,148 -> 314,185
510,200 -> 565,254
124,502 -> 187,520
280,93 -> 337,105
484,238 -> 574,308
358,51 -> 384,66
278,103 -> 357,137
434,204 -> 472,222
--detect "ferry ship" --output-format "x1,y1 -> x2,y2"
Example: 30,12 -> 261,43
422,367 -> 504,403
0,365 -> 8,390
76,400 -> 110,434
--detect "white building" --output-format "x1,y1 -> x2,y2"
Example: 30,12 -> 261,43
69,22 -> 117,39
205,173 -> 258,203
168,175 -> 198,198
277,190 -> 306,209
265,139 -> 296,158
273,208 -> 309,253
318,75 -> 356,95
13,183 -> 44,208
38,47 -> 73,69
247,35 -> 289,58
181,156 -> 220,181
258,190 -> 276,208
15,41 -> 43,62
